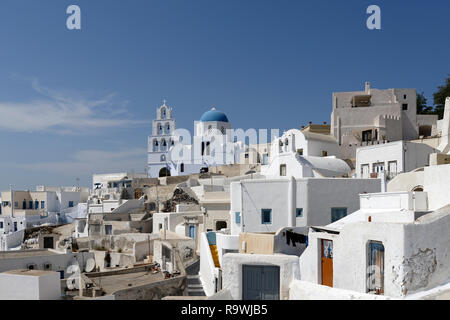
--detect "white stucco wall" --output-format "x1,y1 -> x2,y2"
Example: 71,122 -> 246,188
222,253 -> 300,300
0,271 -> 61,300
289,280 -> 391,300
356,141 -> 436,178
230,178 -> 380,234
300,204 -> 450,298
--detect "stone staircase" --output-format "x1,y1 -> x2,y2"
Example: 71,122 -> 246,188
185,260 -> 206,297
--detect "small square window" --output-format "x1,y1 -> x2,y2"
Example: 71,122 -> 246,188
235,212 -> 241,224
296,208 -> 303,217
404,94 -> 407,99
297,149 -> 303,156
261,209 -> 272,224
322,151 -> 328,157
402,104 -> 408,111
68,201 -> 74,208
331,208 -> 347,223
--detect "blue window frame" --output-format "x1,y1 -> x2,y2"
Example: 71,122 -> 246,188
29,201 -> 33,210
331,207 -> 347,223
68,201 -> 74,208
34,201 -> 39,210
261,209 -> 272,224
235,212 -> 241,224
296,208 -> 303,217
41,201 -> 45,209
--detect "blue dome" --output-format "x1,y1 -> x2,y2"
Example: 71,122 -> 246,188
200,108 -> 229,122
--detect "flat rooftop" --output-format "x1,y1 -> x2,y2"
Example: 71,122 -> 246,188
0,249 -> 62,259
2,269 -> 56,277
88,270 -> 165,294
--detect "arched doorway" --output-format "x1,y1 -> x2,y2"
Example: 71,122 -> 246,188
412,185 -> 424,192
159,167 -> 171,177
215,221 -> 227,231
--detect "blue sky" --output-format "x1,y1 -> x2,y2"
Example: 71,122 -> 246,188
0,0 -> 449,190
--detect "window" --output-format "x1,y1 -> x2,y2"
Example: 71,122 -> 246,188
403,94 -> 407,99
402,104 -> 408,111
0,222 -> 3,229
221,127 -> 226,135
297,149 -> 303,156
34,201 -> 39,210
105,225 -> 112,235
68,201 -> 74,208
235,212 -> 241,224
331,208 -> 347,223
14,202 -> 18,208
261,209 -> 272,224
373,162 -> 385,173
296,208 -> 303,217
361,164 -> 370,178
322,151 -> 328,157
180,163 -> 185,173
245,153 -> 249,159
29,201 -> 33,209
362,130 -> 372,142
280,164 -> 287,176
41,201 -> 45,209
159,223 -> 163,231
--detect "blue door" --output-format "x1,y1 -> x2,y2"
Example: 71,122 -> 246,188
14,222 -> 17,232
189,226 -> 195,238
242,265 -> 280,300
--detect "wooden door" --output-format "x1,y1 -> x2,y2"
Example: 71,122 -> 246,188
321,239 -> 333,287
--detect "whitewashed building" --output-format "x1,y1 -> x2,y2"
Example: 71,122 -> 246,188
0,269 -> 61,300
147,102 -> 245,178
331,82 -> 438,159
299,191 -> 450,298
229,177 -> 381,234
261,129 -> 350,179
356,140 -> 437,179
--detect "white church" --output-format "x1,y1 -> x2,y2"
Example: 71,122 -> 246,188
147,101 -> 245,178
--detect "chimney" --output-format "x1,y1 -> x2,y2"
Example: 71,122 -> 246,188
365,81 -> 371,94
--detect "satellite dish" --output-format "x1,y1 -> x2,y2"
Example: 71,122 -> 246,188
85,258 -> 96,273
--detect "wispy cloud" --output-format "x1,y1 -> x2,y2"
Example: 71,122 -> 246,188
0,78 -> 145,133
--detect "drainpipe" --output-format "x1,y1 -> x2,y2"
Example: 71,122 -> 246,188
10,185 -> 14,218
240,182 -> 244,233
380,171 -> 386,193
288,176 -> 296,227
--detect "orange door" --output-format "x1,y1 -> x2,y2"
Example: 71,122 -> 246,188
321,239 -> 333,287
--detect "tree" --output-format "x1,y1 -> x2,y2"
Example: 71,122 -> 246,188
433,75 -> 450,120
417,92 -> 434,114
